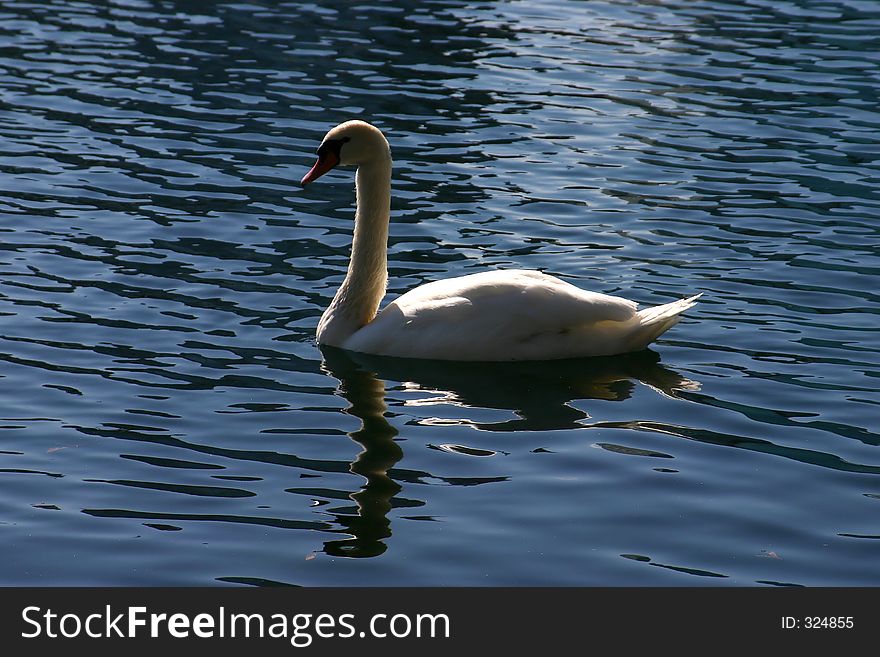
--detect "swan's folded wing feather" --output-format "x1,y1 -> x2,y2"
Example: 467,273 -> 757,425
343,270 -> 639,360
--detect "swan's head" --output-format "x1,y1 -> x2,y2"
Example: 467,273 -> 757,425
301,120 -> 390,186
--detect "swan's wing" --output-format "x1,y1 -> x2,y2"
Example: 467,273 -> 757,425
343,270 -> 638,360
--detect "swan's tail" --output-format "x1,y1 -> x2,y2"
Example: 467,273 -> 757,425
628,293 -> 701,351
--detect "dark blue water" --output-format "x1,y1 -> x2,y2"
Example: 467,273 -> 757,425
1,0 -> 878,586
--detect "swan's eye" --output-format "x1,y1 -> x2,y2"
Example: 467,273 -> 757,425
316,137 -> 349,159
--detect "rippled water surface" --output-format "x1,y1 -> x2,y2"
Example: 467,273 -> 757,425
1,0 -> 878,586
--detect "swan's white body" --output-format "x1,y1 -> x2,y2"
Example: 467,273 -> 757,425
303,121 -> 699,362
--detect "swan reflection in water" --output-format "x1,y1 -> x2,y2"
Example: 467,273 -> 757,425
318,347 -> 404,558
316,346 -> 700,557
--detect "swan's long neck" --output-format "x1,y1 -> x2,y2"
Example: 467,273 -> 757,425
317,155 -> 391,346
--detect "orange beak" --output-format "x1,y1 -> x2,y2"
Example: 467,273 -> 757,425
301,151 -> 340,186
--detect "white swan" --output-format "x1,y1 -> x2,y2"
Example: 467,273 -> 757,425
302,120 -> 699,361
